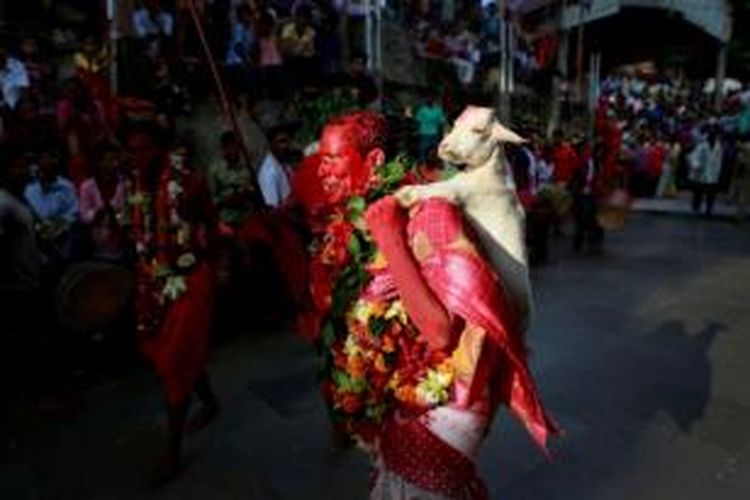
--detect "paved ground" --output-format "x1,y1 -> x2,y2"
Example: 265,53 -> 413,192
2,213 -> 750,500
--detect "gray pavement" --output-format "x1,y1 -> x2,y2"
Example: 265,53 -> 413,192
3,213 -> 750,500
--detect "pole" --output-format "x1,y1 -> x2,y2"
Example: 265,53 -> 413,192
186,0 -> 266,208
575,3 -> 585,102
715,42 -> 728,112
365,0 -> 373,72
375,0 -> 384,109
548,0 -> 568,138
498,0 -> 510,122
106,0 -> 118,95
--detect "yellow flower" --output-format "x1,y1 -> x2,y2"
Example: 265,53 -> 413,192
415,362 -> 455,407
385,300 -> 408,323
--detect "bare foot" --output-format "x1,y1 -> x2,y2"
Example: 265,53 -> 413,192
186,402 -> 219,434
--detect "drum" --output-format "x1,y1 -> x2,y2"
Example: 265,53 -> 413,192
56,262 -> 134,334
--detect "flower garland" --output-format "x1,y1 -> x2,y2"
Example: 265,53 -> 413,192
308,155 -> 455,445
129,153 -> 198,334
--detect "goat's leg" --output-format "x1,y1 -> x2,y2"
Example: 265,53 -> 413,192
395,181 -> 461,208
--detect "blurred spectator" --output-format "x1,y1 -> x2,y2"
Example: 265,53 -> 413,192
1,151 -> 40,295
132,0 -> 175,60
414,94 -> 446,163
24,150 -> 79,263
255,11 -> 286,100
0,151 -> 41,400
258,127 -> 293,207
280,5 -> 316,87
209,130 -> 257,227
688,128 -> 723,217
343,52 -> 377,107
570,142 -> 604,253
78,144 -> 127,260
225,4 -> 257,96
0,46 -> 31,111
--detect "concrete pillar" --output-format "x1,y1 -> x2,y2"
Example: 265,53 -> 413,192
715,42 -> 728,112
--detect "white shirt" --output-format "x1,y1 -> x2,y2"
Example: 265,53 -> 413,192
0,57 -> 30,109
132,9 -> 174,39
257,153 -> 291,207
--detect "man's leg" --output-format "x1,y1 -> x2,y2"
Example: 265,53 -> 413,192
705,189 -> 717,217
187,371 -> 220,434
154,397 -> 189,485
692,186 -> 704,213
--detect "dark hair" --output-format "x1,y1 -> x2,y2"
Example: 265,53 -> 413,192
324,111 -> 388,157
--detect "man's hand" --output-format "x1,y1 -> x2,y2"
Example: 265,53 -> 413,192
364,196 -> 407,245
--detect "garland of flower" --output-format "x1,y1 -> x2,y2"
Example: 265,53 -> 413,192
308,155 -> 455,445
128,154 -> 198,334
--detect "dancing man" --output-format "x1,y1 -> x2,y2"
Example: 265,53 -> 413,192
128,135 -> 219,483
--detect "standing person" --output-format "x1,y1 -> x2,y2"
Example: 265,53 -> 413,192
298,111 -> 557,498
0,46 -> 30,112
225,4 -> 257,97
279,5 -> 316,88
132,0 -> 175,61
129,139 -> 219,483
656,138 -> 680,198
414,94 -> 446,164
0,151 -> 41,401
255,11 -> 286,100
570,142 -> 604,253
688,128 -> 723,217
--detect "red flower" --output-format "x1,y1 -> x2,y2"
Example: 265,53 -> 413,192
321,219 -> 354,266
309,259 -> 333,312
340,392 -> 363,414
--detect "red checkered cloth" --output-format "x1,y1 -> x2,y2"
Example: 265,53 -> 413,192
406,197 -> 560,452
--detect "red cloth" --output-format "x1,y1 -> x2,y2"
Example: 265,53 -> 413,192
552,143 -> 578,185
237,210 -> 309,309
406,199 -> 559,451
380,417 -> 489,499
139,263 -> 214,405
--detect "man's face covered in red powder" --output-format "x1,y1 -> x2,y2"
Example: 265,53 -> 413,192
318,124 -> 363,207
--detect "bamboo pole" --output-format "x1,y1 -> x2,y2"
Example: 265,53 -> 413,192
185,0 -> 266,209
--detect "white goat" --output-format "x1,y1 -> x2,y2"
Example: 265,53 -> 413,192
396,106 -> 532,331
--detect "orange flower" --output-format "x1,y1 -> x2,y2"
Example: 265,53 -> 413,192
347,355 -> 366,379
395,385 -> 418,406
374,353 -> 388,373
381,335 -> 396,353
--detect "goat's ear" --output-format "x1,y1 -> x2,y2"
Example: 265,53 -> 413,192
491,121 -> 526,144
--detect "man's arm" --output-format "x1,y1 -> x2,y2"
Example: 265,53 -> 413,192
365,196 -> 452,350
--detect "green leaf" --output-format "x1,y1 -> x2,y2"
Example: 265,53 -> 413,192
321,321 -> 336,347
347,196 -> 366,221
348,233 -> 362,260
331,369 -> 351,391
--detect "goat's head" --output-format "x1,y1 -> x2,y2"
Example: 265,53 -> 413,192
438,106 -> 525,170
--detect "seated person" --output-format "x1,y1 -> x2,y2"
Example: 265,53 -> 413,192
24,150 -> 79,264
78,143 -> 127,260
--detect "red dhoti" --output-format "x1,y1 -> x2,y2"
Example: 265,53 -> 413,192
139,263 -> 215,406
